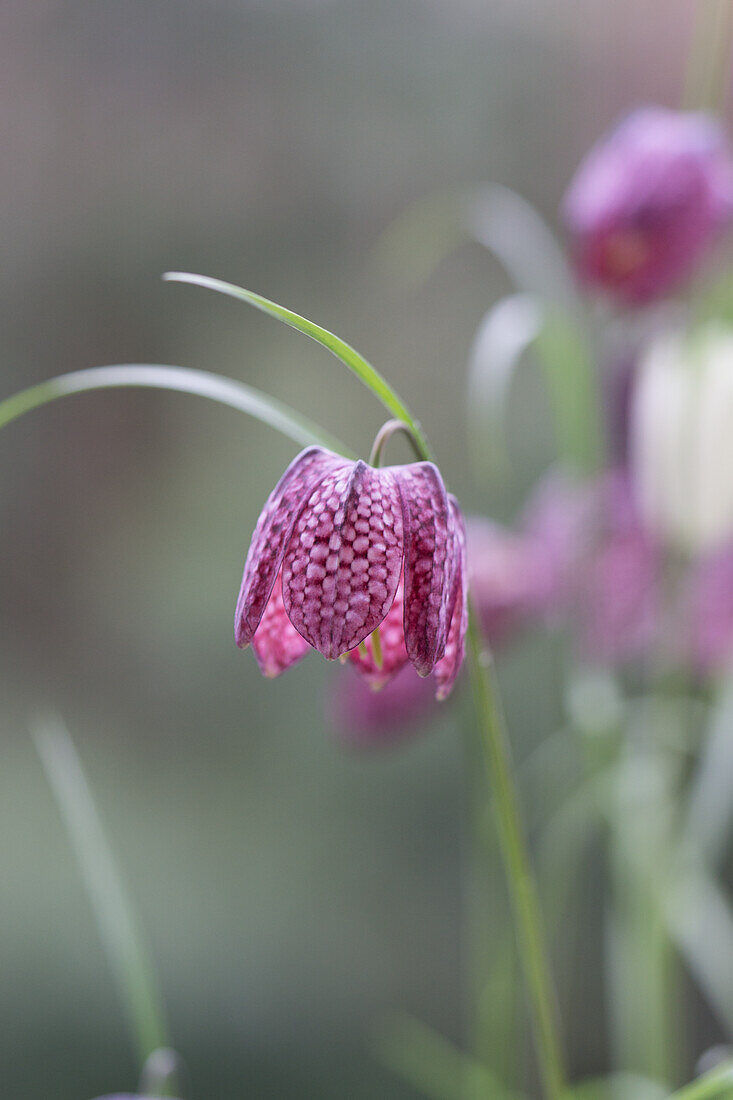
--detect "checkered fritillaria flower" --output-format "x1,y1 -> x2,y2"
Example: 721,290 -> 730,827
235,445 -> 467,699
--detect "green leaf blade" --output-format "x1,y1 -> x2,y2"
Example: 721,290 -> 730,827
31,713 -> 169,1063
0,364 -> 354,457
163,271 -> 433,461
466,292 -> 543,482
668,1062 -> 733,1099
534,310 -> 604,476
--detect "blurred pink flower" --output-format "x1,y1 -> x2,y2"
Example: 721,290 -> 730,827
563,107 -> 733,305
330,663 -> 439,747
235,446 -> 468,698
461,473 -> 596,647
465,518 -> 551,641
521,472 -> 597,615
575,473 -> 659,663
688,544 -> 733,673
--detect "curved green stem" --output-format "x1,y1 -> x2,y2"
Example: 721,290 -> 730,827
466,609 -> 566,1100
164,272 -> 433,462
368,419 -> 425,466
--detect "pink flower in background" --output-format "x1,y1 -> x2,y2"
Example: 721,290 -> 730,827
688,544 -> 733,674
465,518 -> 551,642
236,446 -> 468,698
521,472 -> 596,615
331,664 -> 439,747
576,473 -> 659,663
563,107 -> 733,305
461,474 -> 595,651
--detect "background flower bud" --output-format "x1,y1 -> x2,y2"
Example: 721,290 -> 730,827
688,543 -> 733,674
330,664 -> 438,747
575,472 -> 659,662
563,107 -> 733,304
465,518 -> 551,641
631,325 -> 733,554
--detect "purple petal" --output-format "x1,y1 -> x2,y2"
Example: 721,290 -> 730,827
252,574 -> 311,677
348,576 -> 409,688
396,462 -> 452,676
281,461 -> 404,659
235,447 -> 347,648
434,499 -> 468,699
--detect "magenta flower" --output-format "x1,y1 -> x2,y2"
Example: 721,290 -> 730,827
465,518 -> 552,643
688,544 -> 733,674
331,663 -> 439,747
563,107 -> 733,304
521,472 -> 597,616
235,446 -> 468,698
575,472 -> 659,663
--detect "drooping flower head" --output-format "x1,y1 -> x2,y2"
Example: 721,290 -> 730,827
235,446 -> 467,698
563,107 -> 733,305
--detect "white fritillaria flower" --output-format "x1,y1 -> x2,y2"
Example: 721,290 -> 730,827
631,324 -> 733,554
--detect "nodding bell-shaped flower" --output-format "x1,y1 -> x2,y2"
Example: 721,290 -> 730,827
563,107 -> 733,305
235,446 -> 468,699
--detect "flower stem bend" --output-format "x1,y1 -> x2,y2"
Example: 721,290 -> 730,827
369,419 -> 426,466
466,607 -> 566,1100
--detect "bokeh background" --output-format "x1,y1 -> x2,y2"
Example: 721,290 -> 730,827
0,2 -> 706,1097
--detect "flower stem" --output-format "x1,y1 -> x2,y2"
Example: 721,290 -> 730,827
369,418 -> 426,466
465,608 -> 566,1100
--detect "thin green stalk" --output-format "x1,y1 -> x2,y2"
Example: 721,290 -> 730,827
606,835 -> 678,1084
465,610 -> 566,1100
31,714 -> 169,1065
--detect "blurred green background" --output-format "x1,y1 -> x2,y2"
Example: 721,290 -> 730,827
0,2 -> 702,1097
